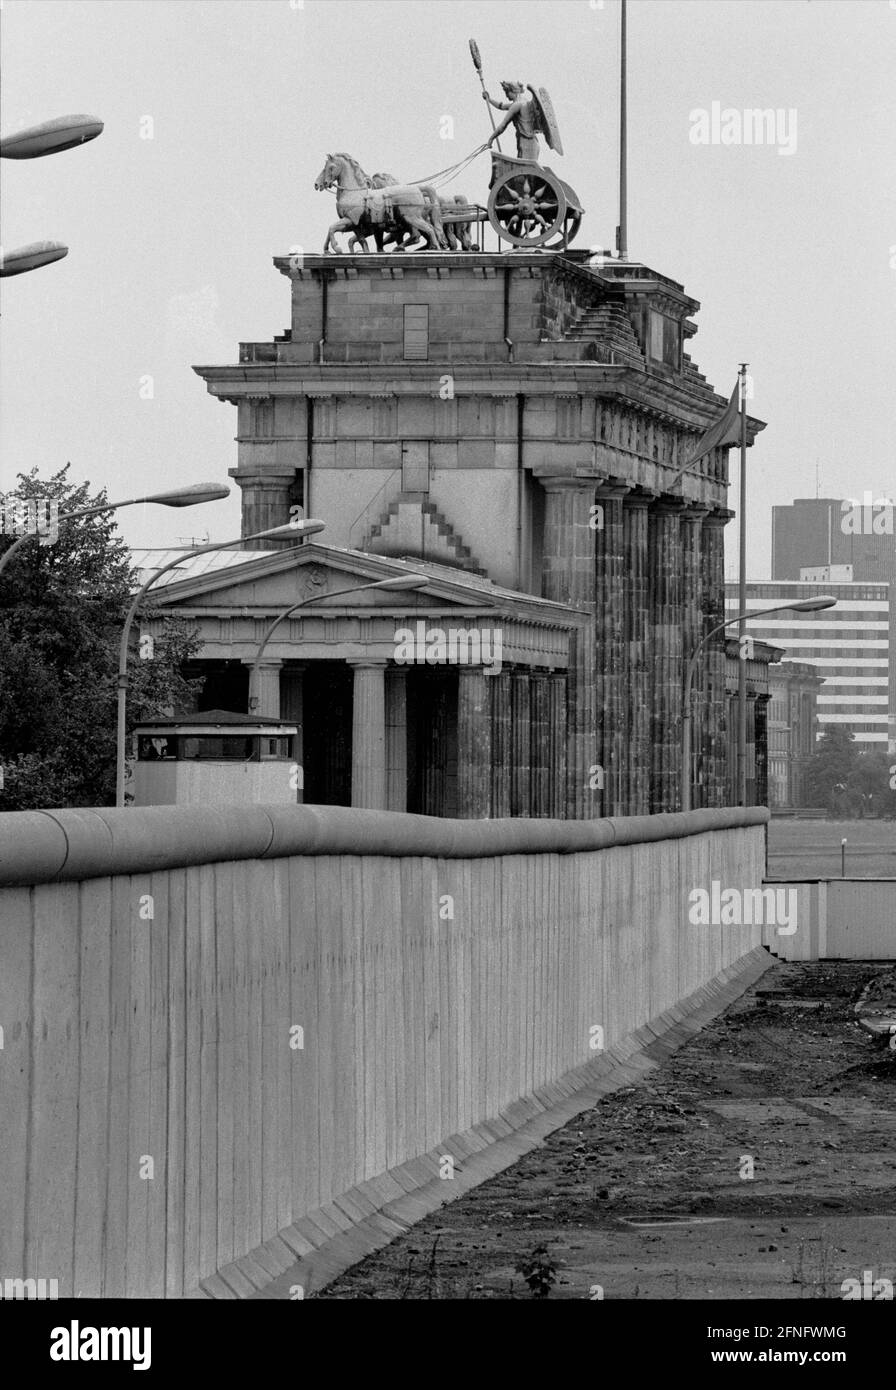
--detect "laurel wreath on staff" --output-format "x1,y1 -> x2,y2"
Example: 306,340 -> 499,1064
409,39 -> 495,187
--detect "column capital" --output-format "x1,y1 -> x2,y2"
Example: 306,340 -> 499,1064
346,657 -> 389,669
538,474 -> 600,493
229,469 -> 297,487
649,496 -> 687,516
241,656 -> 284,668
594,482 -> 631,502
703,508 -> 734,528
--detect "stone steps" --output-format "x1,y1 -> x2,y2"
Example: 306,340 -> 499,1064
562,301 -> 645,364
367,492 -> 488,577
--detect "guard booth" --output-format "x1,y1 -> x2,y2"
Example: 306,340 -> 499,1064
131,709 -> 300,808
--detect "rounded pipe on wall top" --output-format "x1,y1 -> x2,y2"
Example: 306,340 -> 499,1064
0,803 -> 770,888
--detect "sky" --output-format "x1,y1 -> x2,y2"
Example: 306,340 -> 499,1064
2,0 -> 895,579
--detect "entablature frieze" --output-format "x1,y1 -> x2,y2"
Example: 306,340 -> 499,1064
195,369 -> 764,444
144,609 -> 578,671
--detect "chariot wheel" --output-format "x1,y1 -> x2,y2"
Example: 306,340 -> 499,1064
488,168 -> 566,247
541,209 -> 582,251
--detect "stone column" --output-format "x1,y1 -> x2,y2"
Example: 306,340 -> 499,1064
490,670 -> 512,818
724,687 -> 736,806
511,669 -> 531,817
530,672 -> 551,817
244,658 -> 283,719
754,693 -> 770,808
681,508 -> 706,810
622,494 -> 651,815
540,476 -> 598,818
236,473 -> 296,550
745,691 -> 758,807
548,672 -> 568,818
594,484 -> 629,815
457,667 -> 491,818
349,659 -> 387,809
648,502 -> 683,813
385,666 -> 408,812
701,513 -> 729,807
280,664 -> 305,801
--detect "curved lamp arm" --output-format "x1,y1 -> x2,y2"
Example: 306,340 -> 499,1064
248,576 -> 429,712
249,585 -> 385,710
0,483 -> 229,580
680,596 -> 836,811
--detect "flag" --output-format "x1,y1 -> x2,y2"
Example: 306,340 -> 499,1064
684,383 -> 741,470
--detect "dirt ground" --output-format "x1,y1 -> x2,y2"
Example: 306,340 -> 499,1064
322,959 -> 896,1299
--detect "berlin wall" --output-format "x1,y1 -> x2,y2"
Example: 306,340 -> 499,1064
0,804 -> 767,1297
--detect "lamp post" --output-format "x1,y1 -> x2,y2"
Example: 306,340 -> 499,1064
736,363 -> 750,806
247,574 -> 430,715
115,518 -> 325,807
0,482 -> 231,580
680,596 -> 836,812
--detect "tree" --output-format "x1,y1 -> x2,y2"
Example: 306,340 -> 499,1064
0,466 -> 203,810
849,747 -> 896,820
804,725 -> 861,817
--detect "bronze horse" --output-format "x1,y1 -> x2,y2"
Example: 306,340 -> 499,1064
314,153 -> 441,254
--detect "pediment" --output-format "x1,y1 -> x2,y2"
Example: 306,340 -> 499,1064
147,543 -> 506,613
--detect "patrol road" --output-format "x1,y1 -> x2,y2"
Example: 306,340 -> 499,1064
321,960 -> 896,1299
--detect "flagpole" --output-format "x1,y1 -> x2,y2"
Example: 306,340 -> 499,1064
617,0 -> 627,260
737,363 -> 749,806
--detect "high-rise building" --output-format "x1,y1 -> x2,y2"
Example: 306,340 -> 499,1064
772,497 -> 896,589
725,579 -> 894,747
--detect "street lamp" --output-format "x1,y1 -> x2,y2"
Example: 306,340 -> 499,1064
0,114 -> 104,159
247,574 -> 430,715
0,482 -> 231,579
0,241 -> 69,276
115,518 -> 325,806
680,596 -> 836,812
0,114 -> 104,277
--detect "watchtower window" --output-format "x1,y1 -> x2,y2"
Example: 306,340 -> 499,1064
403,304 -> 429,360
